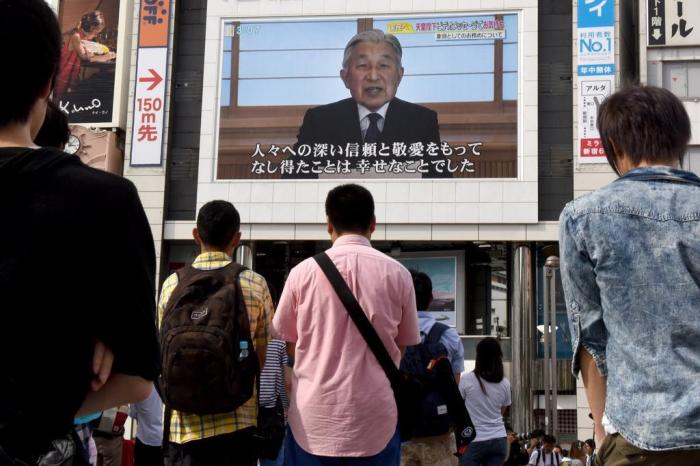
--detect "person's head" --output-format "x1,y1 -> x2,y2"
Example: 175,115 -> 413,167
409,269 -> 433,311
570,440 -> 586,460
340,29 -> 404,112
325,184 -> 376,240
194,200 -> 241,255
598,85 -> 691,175
542,435 -> 556,454
78,10 -> 105,39
474,337 -> 504,385
584,438 -> 595,455
0,0 -> 61,136
553,445 -> 562,456
34,100 -> 70,149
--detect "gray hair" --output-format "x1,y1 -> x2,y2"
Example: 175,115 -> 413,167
342,29 -> 403,69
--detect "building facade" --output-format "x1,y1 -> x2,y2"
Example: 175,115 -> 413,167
52,0 -> 700,443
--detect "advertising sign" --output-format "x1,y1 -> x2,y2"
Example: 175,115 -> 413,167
648,0 -> 700,46
53,0 -> 122,124
216,14 -> 519,180
577,0 -> 615,164
130,0 -> 172,166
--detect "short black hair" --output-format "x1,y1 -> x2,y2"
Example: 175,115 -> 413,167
598,86 -> 691,175
34,100 -> 70,149
584,438 -> 595,449
325,184 -> 374,234
0,0 -> 61,127
196,200 -> 240,250
409,269 -> 432,311
543,435 -> 557,445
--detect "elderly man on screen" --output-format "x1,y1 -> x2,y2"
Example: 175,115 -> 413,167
288,29 -> 449,179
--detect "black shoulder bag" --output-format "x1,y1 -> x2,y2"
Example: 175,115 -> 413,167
313,252 -> 423,440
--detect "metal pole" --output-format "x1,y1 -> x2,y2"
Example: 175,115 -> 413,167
234,244 -> 254,270
543,260 -> 551,435
546,256 -> 560,437
511,244 -> 534,435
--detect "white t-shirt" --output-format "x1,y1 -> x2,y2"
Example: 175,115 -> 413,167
458,372 -> 511,442
528,449 -> 562,466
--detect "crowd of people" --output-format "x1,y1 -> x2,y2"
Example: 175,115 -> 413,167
1,1 -> 699,466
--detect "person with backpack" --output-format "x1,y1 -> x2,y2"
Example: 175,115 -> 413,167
527,435 -> 561,466
157,200 -> 274,466
458,338 -> 511,466
400,269 -> 466,466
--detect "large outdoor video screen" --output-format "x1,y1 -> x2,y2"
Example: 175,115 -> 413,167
216,15 -> 518,180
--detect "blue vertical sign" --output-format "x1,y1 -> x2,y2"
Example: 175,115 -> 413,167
577,0 -> 615,164
578,0 -> 614,28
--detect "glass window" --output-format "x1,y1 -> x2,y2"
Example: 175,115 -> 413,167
465,243 -> 510,337
220,32 -> 233,106
662,61 -> 700,99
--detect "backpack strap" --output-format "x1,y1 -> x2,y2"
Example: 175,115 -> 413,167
424,322 -> 449,345
535,448 -> 541,466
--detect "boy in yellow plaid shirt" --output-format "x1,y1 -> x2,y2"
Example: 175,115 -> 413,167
158,200 -> 274,465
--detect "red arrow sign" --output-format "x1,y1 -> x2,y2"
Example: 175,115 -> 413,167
139,68 -> 163,91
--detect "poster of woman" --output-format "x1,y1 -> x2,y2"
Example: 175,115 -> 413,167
53,0 -> 121,124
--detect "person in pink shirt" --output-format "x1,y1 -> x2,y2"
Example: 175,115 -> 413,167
273,183 -> 420,466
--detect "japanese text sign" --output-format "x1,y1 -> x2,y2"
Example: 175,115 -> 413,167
648,0 -> 700,46
130,0 -> 172,166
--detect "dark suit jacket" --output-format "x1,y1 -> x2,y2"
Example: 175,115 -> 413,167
288,97 -> 450,178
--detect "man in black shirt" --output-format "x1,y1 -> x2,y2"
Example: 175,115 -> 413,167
0,1 -> 160,462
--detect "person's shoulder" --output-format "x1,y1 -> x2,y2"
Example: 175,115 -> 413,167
240,268 -> 269,289
60,156 -> 140,203
305,98 -> 355,117
443,325 -> 460,340
391,98 -> 437,118
560,180 -> 626,221
368,249 -> 413,279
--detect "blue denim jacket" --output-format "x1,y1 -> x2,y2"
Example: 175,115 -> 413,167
559,166 -> 700,450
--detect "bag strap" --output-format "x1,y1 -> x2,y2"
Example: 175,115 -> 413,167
425,322 -> 449,345
313,252 -> 400,387
622,173 -> 700,187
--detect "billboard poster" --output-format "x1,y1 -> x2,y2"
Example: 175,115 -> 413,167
577,0 -> 615,164
53,0 -> 121,124
398,256 -> 457,326
648,0 -> 700,47
216,15 -> 519,180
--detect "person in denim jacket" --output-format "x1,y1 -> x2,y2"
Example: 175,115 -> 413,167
559,86 -> 700,465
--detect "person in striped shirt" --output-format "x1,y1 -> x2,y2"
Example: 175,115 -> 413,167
258,339 -> 291,466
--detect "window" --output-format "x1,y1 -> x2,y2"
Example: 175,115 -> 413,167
662,61 -> 700,99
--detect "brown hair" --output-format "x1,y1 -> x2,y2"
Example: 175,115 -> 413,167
597,86 -> 691,175
78,10 -> 104,34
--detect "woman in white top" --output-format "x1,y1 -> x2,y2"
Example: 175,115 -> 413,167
458,337 -> 511,466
